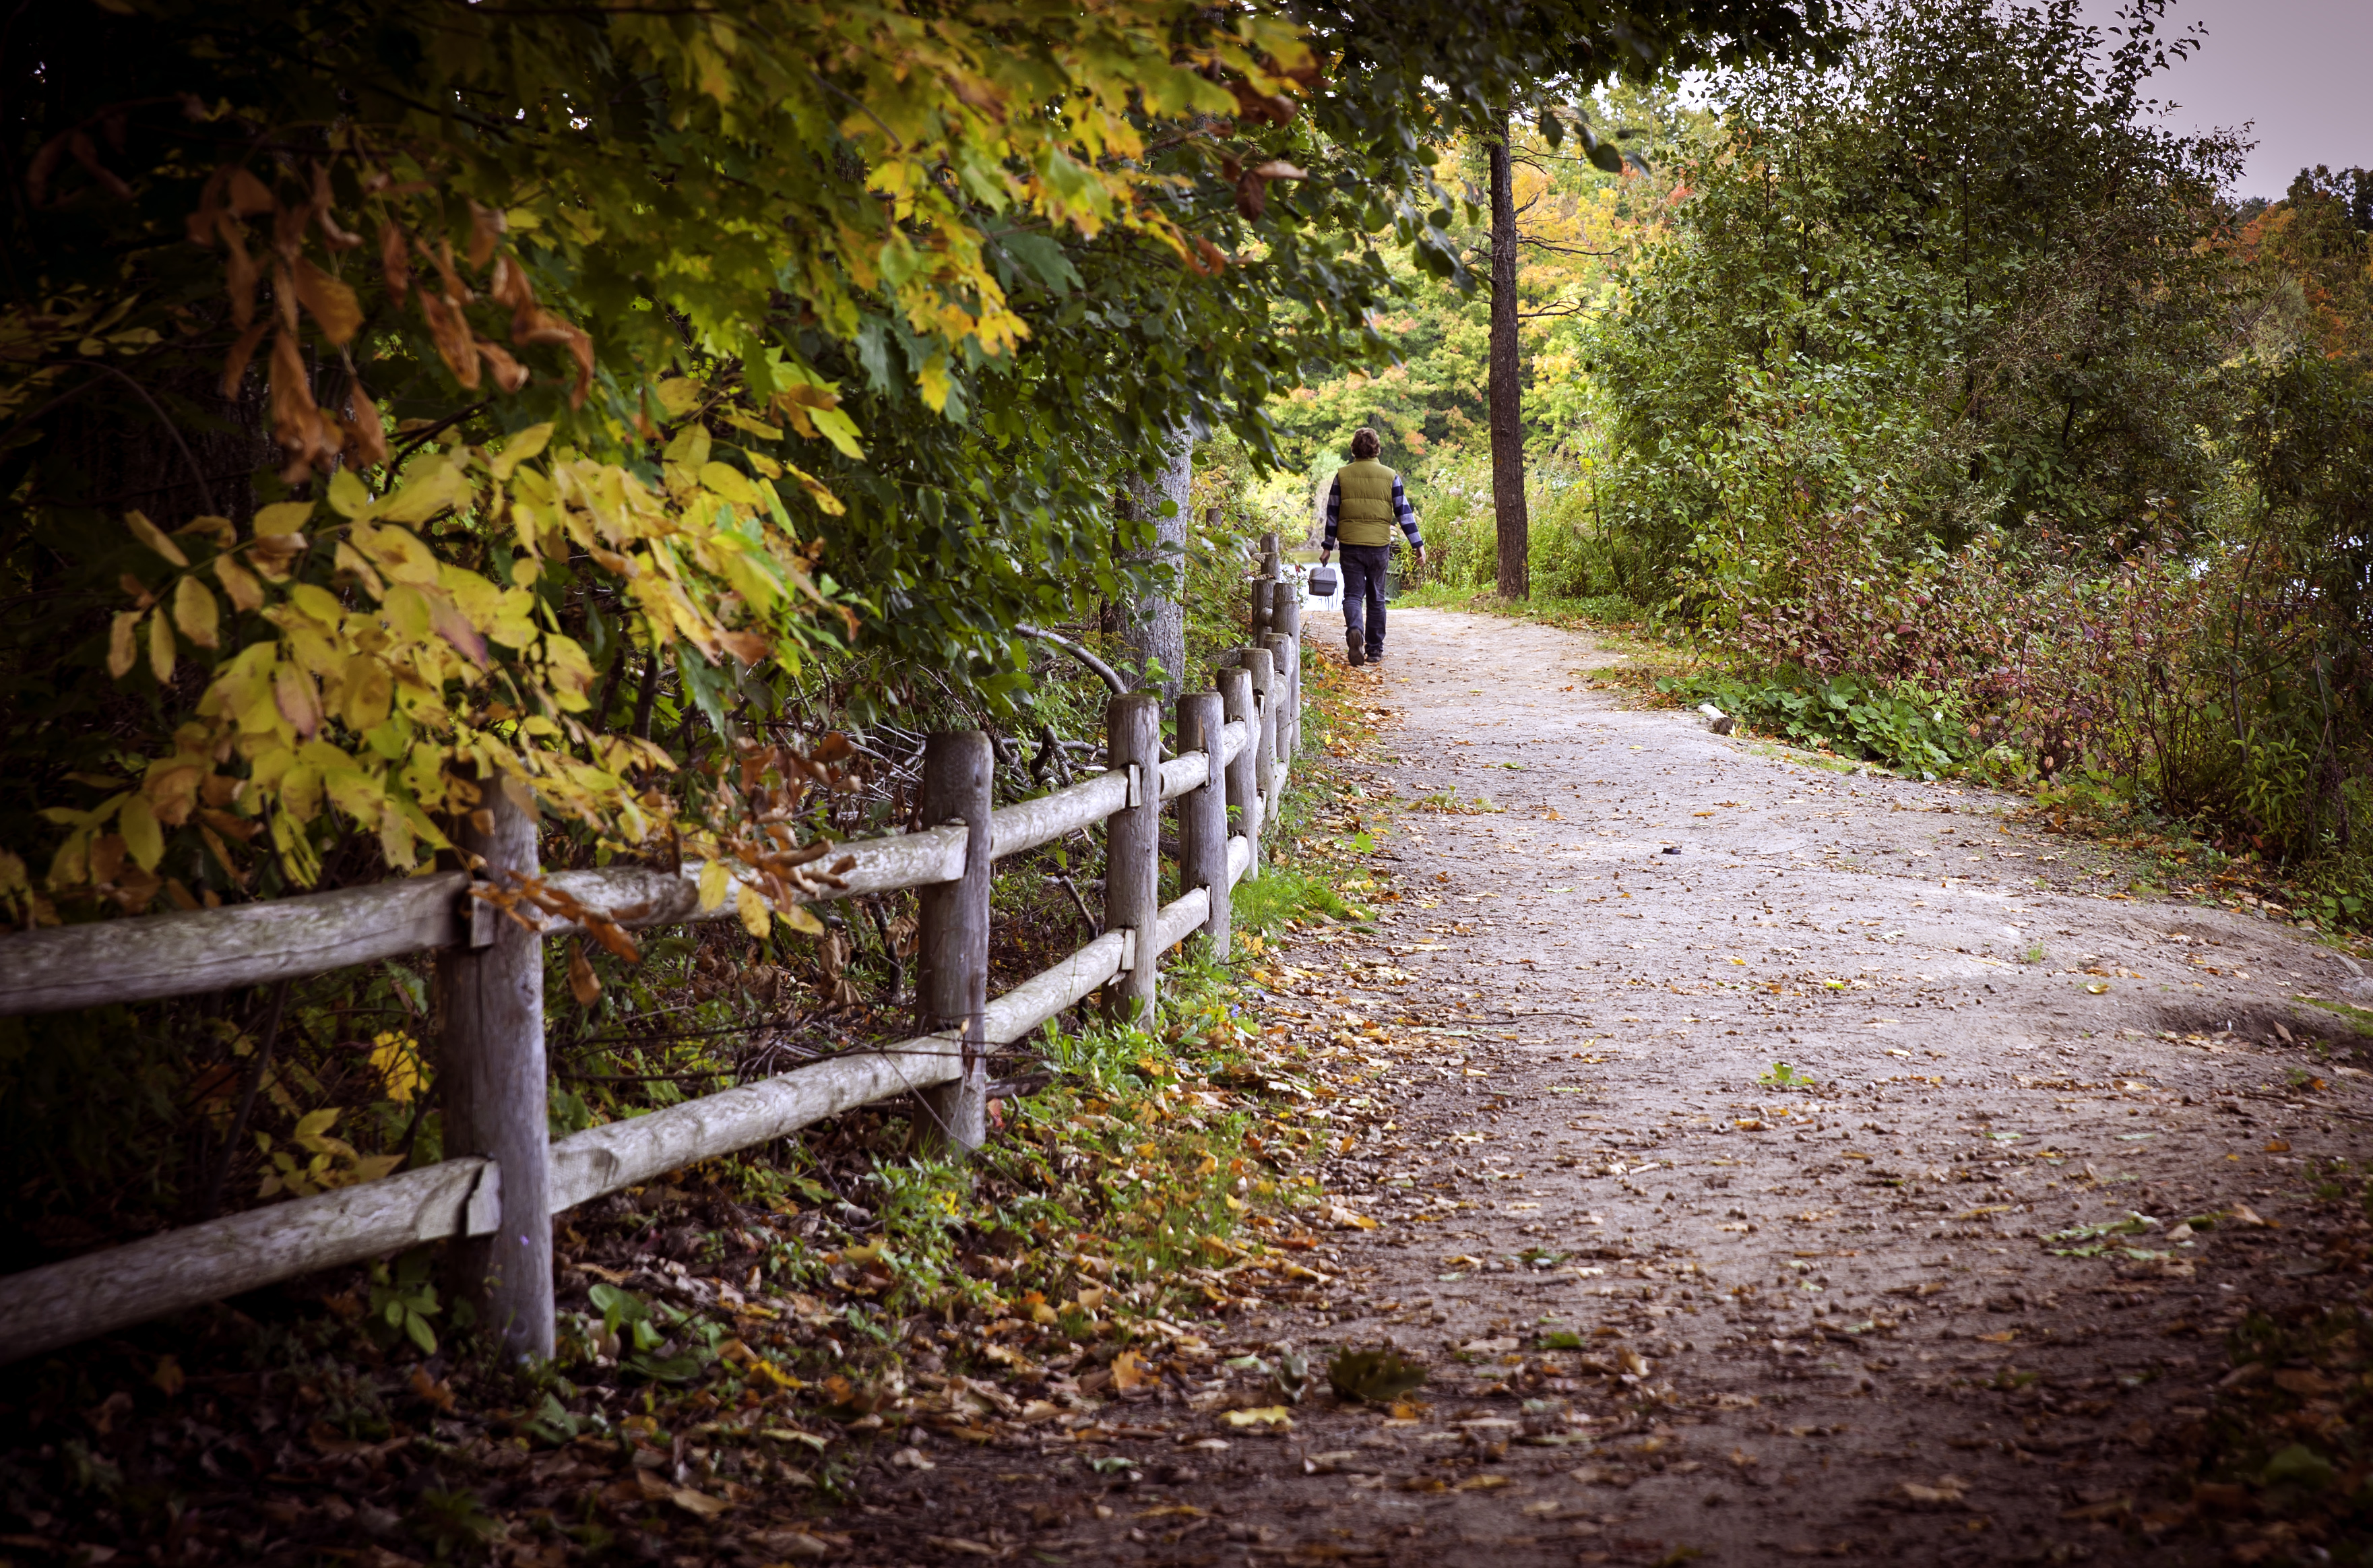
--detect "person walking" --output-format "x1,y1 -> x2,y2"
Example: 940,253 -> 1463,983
1318,427 -> 1425,666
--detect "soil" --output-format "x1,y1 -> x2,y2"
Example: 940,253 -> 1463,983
846,608 -> 2373,1566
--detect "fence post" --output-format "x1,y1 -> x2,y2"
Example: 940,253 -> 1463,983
1241,646 -> 1277,836
1272,592 -> 1302,759
1103,693 -> 1162,1020
1259,531 -> 1281,579
917,731 -> 992,1154
437,780 -> 552,1362
1218,665 -> 1259,876
1263,630 -> 1298,776
1177,689 -> 1230,958
1251,577 -> 1273,640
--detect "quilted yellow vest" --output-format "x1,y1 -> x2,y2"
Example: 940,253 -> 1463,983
1335,458 -> 1399,547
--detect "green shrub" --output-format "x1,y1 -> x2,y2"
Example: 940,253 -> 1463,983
1661,667 -> 1984,779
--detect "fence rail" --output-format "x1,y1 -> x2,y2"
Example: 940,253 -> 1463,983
0,555 -> 1308,1366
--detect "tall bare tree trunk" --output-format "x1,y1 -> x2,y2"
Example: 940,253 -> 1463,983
1488,110 -> 1530,601
1116,429 -> 1192,701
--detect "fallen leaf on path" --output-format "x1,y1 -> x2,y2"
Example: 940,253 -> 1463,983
668,1486 -> 730,1517
1220,1406 -> 1293,1428
1329,1347 -> 1428,1404
1899,1476 -> 1968,1505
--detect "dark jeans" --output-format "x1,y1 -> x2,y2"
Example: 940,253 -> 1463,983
1339,543 -> 1391,654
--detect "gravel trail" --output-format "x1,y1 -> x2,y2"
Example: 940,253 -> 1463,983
863,607 -> 2371,1567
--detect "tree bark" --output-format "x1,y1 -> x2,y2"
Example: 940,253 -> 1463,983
1488,110 -> 1531,601
1115,429 -> 1193,700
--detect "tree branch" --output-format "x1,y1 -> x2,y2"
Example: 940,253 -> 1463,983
1014,623 -> 1127,694
90,364 -> 217,517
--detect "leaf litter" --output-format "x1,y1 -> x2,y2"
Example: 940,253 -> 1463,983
8,616 -> 2372,1563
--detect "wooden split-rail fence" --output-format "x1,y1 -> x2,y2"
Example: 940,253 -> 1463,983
0,548 -> 1312,1367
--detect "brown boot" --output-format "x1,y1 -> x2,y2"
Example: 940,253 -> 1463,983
1346,627 -> 1365,666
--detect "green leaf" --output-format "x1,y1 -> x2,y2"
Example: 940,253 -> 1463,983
1327,1346 -> 1428,1404
999,232 -> 1083,295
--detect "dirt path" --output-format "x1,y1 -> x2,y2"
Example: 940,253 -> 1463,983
860,608 -> 2372,1567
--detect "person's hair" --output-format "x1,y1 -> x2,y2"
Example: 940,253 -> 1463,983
1350,427 -> 1381,460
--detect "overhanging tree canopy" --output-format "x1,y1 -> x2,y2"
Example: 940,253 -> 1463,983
1,0 -> 1831,920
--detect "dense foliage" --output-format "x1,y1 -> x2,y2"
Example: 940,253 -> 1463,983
1592,0 -> 2367,911
0,0 -> 1839,1277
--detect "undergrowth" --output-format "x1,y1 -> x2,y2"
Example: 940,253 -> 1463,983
0,592 -> 1396,1565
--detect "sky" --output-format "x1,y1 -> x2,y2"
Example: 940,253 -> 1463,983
2077,0 -> 2373,199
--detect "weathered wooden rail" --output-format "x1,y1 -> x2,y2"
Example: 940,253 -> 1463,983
0,557 -> 1309,1365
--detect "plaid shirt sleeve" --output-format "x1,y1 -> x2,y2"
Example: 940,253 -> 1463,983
1323,476 -> 1342,548
1392,475 -> 1422,547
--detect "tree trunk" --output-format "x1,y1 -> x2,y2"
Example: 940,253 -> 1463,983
1488,111 -> 1530,601
1115,429 -> 1192,701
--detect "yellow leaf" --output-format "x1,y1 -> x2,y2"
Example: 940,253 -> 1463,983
697,859 -> 732,912
805,404 -> 864,460
1219,1406 -> 1292,1428
214,555 -> 265,612
668,1487 -> 729,1518
108,610 -> 141,678
119,794 -> 163,871
375,459 -> 473,526
778,900 -> 825,936
150,1355 -> 185,1396
720,408 -> 782,441
699,461 -> 761,507
327,468 -> 373,519
126,509 -> 189,567
253,500 -> 313,536
488,422 -> 552,481
1110,1349 -> 1147,1391
916,356 -> 951,414
369,1032 -> 420,1104
173,575 -> 221,649
654,379 -> 702,418
341,654 -> 393,732
736,881 -> 771,939
148,610 -> 176,683
350,1154 -> 403,1183
294,1107 -> 339,1140
784,462 -> 846,517
175,514 -> 236,550
274,662 -> 322,737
